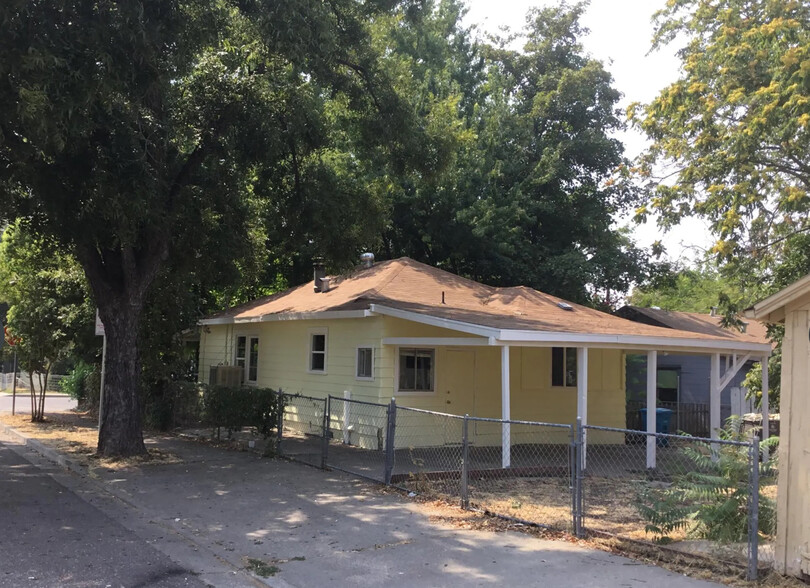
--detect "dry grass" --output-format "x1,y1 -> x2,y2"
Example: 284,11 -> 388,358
0,411 -> 181,471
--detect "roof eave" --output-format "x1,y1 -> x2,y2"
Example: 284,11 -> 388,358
747,273 -> 810,321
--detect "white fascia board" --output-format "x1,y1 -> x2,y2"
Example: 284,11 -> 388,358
253,310 -> 370,322
200,310 -> 370,326
199,317 -> 235,326
368,304 -> 500,338
496,330 -> 772,355
382,337 -> 491,347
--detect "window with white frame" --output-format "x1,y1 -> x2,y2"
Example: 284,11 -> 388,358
356,347 -> 373,380
309,330 -> 327,372
398,348 -> 434,392
551,347 -> 577,387
235,335 -> 259,384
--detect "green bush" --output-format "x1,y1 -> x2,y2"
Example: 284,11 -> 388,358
636,420 -> 779,544
61,361 -> 100,409
142,379 -> 205,430
202,385 -> 281,439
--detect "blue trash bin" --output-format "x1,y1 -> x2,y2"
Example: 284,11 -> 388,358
639,408 -> 674,446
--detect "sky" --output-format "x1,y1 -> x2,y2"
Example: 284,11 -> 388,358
463,0 -> 714,265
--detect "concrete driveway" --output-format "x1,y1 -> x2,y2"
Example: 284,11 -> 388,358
76,435 -> 720,588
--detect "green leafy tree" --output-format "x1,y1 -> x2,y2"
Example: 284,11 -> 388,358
0,0 -> 422,455
632,0 -> 810,275
0,221 -> 94,421
381,2 -> 649,303
628,261 -> 742,313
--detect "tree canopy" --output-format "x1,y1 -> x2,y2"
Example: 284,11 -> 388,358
632,0 -> 810,280
0,221 -> 94,420
381,2 -> 649,304
0,0 -> 426,455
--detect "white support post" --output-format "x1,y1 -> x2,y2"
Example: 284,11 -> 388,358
710,353 -> 721,439
501,345 -> 511,469
646,350 -> 658,469
343,390 -> 351,445
577,347 -> 588,470
761,357 -> 770,442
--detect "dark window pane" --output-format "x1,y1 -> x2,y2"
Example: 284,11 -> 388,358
248,338 -> 259,381
311,353 -> 325,371
357,348 -> 372,378
566,347 -> 577,387
236,336 -> 246,359
312,334 -> 325,352
552,347 -> 564,386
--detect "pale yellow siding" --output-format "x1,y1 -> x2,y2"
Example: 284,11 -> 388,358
200,315 -> 627,447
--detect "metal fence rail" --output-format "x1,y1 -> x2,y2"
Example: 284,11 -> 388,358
273,393 -> 770,580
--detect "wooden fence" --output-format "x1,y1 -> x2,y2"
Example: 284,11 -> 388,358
626,400 -> 713,438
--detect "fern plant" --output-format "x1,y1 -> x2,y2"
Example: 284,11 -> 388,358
636,419 -> 778,544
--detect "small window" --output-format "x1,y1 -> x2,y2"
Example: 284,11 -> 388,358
309,330 -> 327,372
356,347 -> 373,379
398,348 -> 434,392
235,336 -> 259,384
552,347 -> 577,387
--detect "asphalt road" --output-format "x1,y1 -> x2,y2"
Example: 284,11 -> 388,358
0,441 -> 207,588
0,394 -> 76,414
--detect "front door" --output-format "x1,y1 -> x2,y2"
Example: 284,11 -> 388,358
443,349 -> 475,442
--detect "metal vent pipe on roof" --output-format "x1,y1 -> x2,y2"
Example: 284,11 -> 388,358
313,257 -> 326,292
360,252 -> 375,268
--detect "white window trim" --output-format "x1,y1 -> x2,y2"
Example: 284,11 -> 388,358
395,346 -> 436,395
551,346 -> 577,389
307,328 -> 328,375
355,344 -> 375,381
234,334 -> 260,386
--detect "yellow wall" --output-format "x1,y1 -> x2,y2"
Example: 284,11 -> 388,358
199,315 -> 627,447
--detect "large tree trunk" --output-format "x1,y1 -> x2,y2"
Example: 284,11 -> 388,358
97,300 -> 147,457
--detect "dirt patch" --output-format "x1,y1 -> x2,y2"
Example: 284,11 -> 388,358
0,411 -> 181,471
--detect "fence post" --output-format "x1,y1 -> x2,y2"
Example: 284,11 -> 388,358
461,415 -> 470,509
321,396 -> 330,469
574,417 -> 584,538
747,435 -> 760,581
384,398 -> 397,484
276,390 -> 285,457
343,390 -> 351,445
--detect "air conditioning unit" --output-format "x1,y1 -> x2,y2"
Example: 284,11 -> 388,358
209,365 -> 243,387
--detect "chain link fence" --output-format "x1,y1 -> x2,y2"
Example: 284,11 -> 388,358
465,417 -> 574,531
273,393 -> 770,579
324,395 -> 391,481
581,424 -> 772,579
276,393 -> 327,468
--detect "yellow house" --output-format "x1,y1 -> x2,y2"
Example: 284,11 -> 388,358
199,257 -> 772,465
747,274 -> 810,578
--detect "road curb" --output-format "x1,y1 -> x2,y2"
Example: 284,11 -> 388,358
0,421 -> 88,477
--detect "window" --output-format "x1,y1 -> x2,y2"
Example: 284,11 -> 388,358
356,347 -> 373,380
235,335 -> 259,384
551,347 -> 577,387
398,348 -> 434,392
309,330 -> 327,372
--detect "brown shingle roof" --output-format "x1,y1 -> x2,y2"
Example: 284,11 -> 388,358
614,306 -> 771,346
204,258 -> 770,348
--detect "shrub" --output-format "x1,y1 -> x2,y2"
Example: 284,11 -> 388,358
61,361 -> 100,409
636,420 -> 778,544
202,385 -> 281,439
